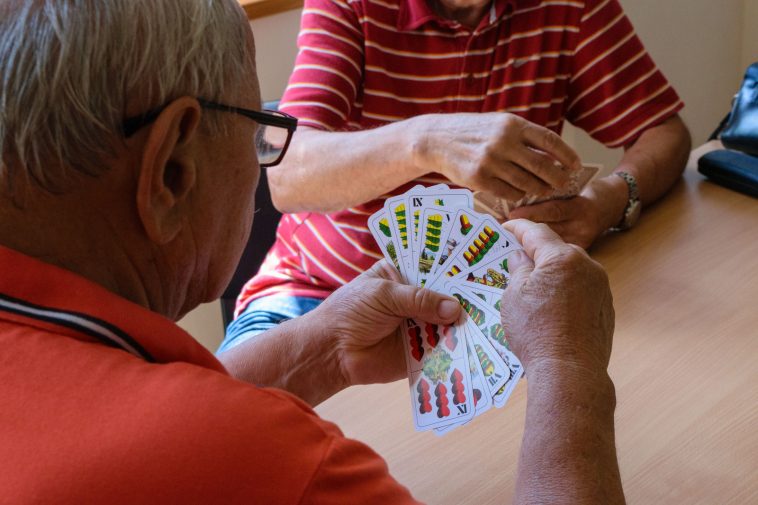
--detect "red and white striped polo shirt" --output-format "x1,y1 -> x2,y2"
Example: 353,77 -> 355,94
236,0 -> 683,314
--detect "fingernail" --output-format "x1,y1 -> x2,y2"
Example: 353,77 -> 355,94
438,299 -> 460,320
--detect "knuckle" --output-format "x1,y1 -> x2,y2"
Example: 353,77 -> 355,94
556,245 -> 588,270
543,130 -> 560,150
413,287 -> 436,312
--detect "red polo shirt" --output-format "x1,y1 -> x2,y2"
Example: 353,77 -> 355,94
236,0 -> 683,315
0,245 -> 419,504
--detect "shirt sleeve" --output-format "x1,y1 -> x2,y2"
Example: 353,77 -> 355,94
279,0 -> 365,131
565,0 -> 683,147
300,430 -> 423,505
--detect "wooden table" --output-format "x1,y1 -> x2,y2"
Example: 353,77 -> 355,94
315,143 -> 758,504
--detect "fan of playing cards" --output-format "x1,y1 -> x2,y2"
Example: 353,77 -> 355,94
370,165 -> 600,434
369,184 -> 526,435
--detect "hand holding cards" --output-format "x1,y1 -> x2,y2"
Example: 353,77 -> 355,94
474,163 -> 601,221
369,185 -> 525,434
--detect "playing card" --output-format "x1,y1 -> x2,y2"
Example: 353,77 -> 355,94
456,281 -> 505,313
473,163 -> 602,220
460,311 -> 511,398
367,210 -> 402,273
428,216 -> 519,291
368,184 -> 530,433
424,208 -> 484,291
383,194 -> 413,280
404,318 -> 476,431
406,188 -> 472,256
434,334 -> 492,436
412,207 -> 455,287
508,163 -> 601,213
450,248 -> 520,292
446,283 -> 523,408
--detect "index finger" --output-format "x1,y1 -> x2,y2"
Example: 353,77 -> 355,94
521,123 -> 582,173
504,219 -> 580,265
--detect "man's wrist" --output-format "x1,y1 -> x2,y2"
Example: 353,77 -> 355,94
278,311 -> 349,405
587,175 -> 630,232
525,358 -> 615,400
407,114 -> 440,177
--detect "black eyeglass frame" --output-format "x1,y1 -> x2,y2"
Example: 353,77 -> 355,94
121,98 -> 298,168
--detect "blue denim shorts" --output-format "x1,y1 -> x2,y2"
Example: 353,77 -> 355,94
217,294 -> 324,354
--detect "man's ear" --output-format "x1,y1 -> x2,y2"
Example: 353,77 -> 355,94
136,97 -> 202,244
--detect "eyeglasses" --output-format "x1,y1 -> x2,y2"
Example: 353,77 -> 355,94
122,98 -> 298,168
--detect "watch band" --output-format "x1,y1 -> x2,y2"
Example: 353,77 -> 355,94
611,171 -> 641,231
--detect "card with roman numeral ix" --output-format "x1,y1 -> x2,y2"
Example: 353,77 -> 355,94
369,184 -> 526,435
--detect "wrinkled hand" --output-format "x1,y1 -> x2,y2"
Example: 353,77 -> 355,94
416,112 -> 581,201
315,260 -> 462,387
508,178 -> 623,249
500,220 -> 615,375
508,194 -> 604,250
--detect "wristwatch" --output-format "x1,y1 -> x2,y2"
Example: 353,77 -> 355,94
611,171 -> 641,231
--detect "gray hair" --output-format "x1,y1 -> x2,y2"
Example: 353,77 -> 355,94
0,0 -> 250,192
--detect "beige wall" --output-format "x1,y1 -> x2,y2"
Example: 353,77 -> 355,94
180,1 -> 755,351
565,0 -> 746,172
250,10 -> 302,102
744,0 -> 758,69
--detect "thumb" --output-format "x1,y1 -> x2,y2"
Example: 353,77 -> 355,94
384,284 -> 462,326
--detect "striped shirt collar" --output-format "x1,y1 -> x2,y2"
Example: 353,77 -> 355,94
398,0 -> 533,32
0,244 -> 226,373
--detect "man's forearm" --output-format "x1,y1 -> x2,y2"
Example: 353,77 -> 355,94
616,114 -> 691,206
586,115 -> 691,232
218,312 -> 346,407
514,362 -> 625,505
267,119 -> 426,213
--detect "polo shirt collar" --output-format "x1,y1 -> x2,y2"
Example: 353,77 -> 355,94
0,245 -> 226,373
397,0 -> 535,31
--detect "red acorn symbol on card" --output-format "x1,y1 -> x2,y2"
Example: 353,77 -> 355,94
435,383 -> 450,418
442,325 -> 458,351
408,324 -> 424,362
417,378 -> 432,414
425,323 -> 440,348
451,369 -> 466,405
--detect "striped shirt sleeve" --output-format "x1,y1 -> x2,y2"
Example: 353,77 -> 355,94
566,0 -> 683,147
279,0 -> 366,130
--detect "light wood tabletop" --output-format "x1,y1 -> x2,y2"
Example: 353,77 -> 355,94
315,143 -> 758,504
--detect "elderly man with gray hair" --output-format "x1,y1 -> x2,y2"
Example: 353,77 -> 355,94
0,1 -> 623,503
